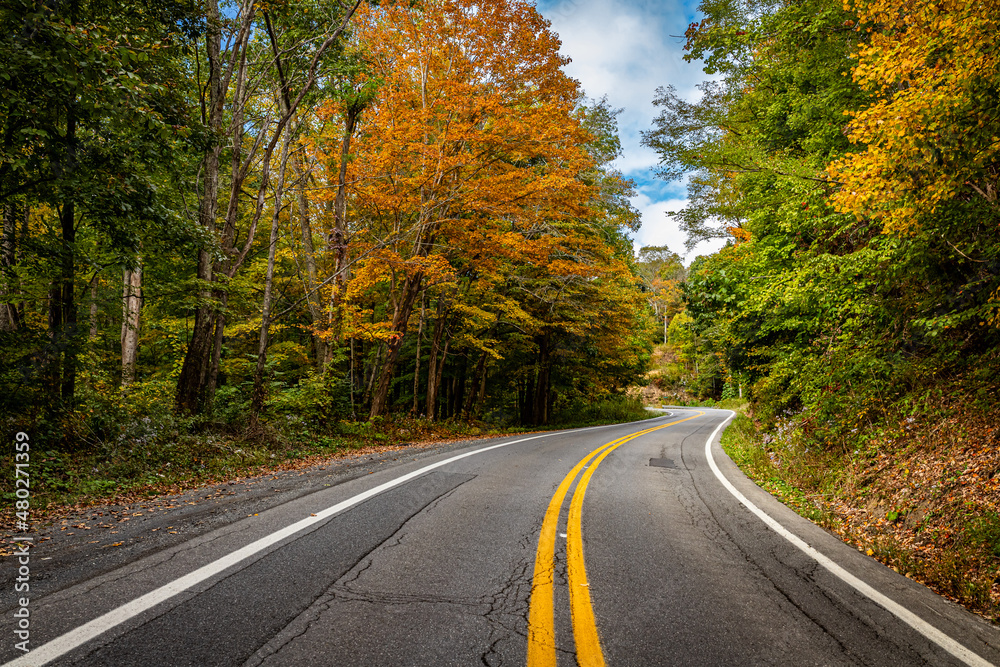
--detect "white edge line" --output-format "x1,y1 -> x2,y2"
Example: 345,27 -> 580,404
704,410 -> 993,667
4,418 -> 661,667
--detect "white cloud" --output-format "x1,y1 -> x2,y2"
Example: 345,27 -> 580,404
536,0 -> 715,259
628,191 -> 726,264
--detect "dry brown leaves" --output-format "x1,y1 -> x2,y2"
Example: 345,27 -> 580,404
815,409 -> 1000,619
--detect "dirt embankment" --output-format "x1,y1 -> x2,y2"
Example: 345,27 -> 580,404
826,412 -> 1000,620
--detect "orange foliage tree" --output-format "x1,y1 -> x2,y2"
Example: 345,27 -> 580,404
342,0 -> 611,417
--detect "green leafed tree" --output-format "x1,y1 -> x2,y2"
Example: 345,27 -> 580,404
0,0 -> 202,423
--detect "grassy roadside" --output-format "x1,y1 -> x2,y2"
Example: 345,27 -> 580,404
1,397 -> 655,524
720,402 -> 1000,623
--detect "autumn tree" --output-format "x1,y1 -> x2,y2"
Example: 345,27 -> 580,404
173,0 -> 364,416
648,0 -> 1000,433
829,0 -> 1000,236
636,245 -> 685,344
828,0 -> 1000,331
342,0 -> 595,418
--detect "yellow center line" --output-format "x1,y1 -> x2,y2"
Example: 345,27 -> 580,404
526,433 -> 640,666
527,412 -> 705,667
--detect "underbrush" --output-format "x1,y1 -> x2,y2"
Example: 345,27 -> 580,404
0,414 -> 501,518
721,398 -> 1000,622
721,411 -> 835,523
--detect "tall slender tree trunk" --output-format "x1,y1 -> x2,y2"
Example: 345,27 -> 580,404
121,262 -> 142,386
16,205 -> 26,325
175,5 -> 222,414
88,283 -> 98,340
364,342 -> 382,408
292,151 -> 328,365
425,298 -> 448,420
451,358 -> 466,419
474,365 -> 488,419
368,272 -> 424,418
46,284 -> 62,396
411,293 -> 425,415
205,296 -> 227,410
464,350 -> 488,416
349,337 -> 357,417
533,335 -> 551,426
328,105 -> 360,348
0,202 -> 21,331
45,2 -> 82,404
250,120 -> 294,421
520,375 -> 535,425
438,338 -> 451,418
58,203 -> 77,402
55,98 -> 78,403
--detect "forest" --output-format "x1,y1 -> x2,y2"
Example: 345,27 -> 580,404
645,0 -> 1000,440
1,0 -> 656,458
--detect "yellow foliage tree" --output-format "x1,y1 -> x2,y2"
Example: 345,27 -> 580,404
829,0 -> 1000,233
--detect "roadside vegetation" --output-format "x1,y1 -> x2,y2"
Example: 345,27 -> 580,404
723,395 -> 1000,622
633,0 -> 1000,621
1,394 -> 652,519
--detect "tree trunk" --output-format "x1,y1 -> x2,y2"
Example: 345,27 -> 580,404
205,299 -> 227,412
88,282 -> 98,340
46,280 -> 62,397
368,271 -> 424,418
439,337 -> 452,419
451,358 -> 466,419
1,202 -> 21,331
411,293 -> 425,415
121,262 -> 142,386
250,119 -> 294,422
175,3 -> 222,414
292,150 -> 328,365
464,350 -> 488,417
533,335 -> 551,426
44,5 -> 82,405
349,337 -> 357,417
425,298 -> 449,420
54,131 -> 80,406
521,375 -> 535,425
16,204 -> 27,325
329,105 -> 361,344
363,341 -> 381,408
474,365 -> 488,419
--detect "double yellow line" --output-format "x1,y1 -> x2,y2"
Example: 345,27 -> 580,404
526,413 -> 705,667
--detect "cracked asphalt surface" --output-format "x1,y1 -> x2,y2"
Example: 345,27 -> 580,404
4,410 -> 1000,666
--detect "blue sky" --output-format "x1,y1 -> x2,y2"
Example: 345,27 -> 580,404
535,0 -> 727,262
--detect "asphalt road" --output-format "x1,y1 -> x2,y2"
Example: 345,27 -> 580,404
4,409 -> 1000,666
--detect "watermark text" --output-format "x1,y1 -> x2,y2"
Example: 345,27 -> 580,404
12,431 -> 31,653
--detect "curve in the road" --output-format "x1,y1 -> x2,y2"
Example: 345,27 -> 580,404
527,413 -> 706,667
7,410 -> 999,667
